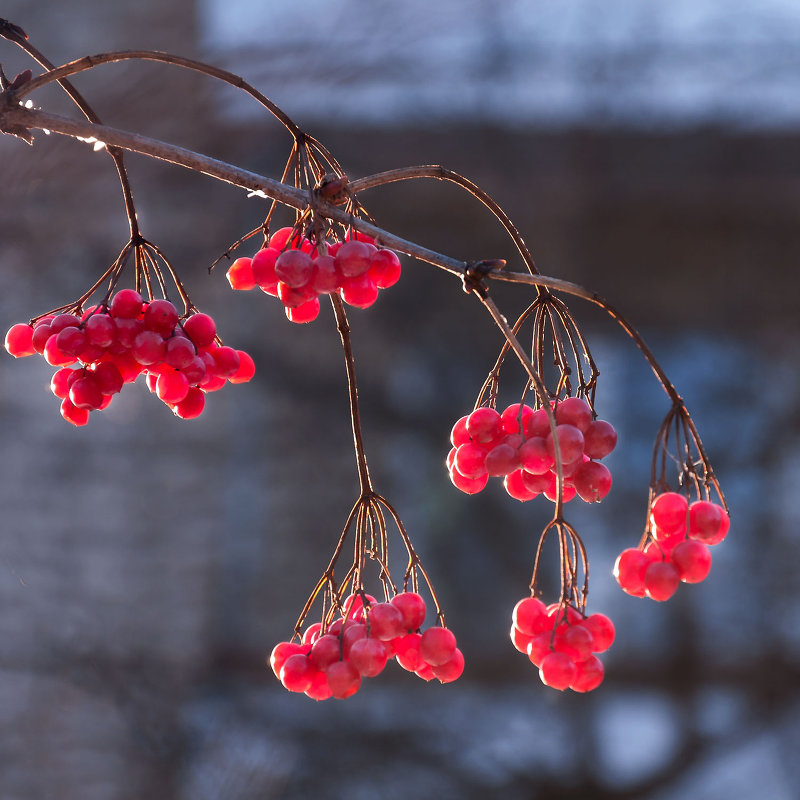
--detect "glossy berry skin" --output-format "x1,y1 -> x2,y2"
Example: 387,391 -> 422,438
348,638 -> 389,677
449,467 -> 488,494
275,250 -> 314,288
432,648 -> 464,683
671,539 -> 712,583
651,492 -> 689,536
394,633 -> 423,671
269,641 -> 305,678
582,613 -> 615,652
688,501 -> 725,544
369,249 -> 401,288
454,442 -> 488,479
546,424 -> 585,465
226,256 -> 256,291
280,654 -> 316,693
326,660 -> 361,699
614,548 -> 651,597
420,627 -> 457,666
513,597 -> 548,636
4,323 -> 35,357
466,407 -> 502,443
391,592 -> 426,631
583,420 -> 618,459
555,397 -> 592,432
572,461 -> 612,503
570,655 -> 604,692
335,240 -> 373,277
644,561 -> 681,601
539,651 -> 576,691
182,313 -> 216,348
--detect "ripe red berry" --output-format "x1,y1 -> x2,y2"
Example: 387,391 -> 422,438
420,627 -> 457,666
60,397 -> 90,426
132,330 -> 166,365
305,670 -> 332,702
513,596 -> 548,636
84,313 -> 117,348
454,442 -> 488,480
156,370 -> 190,405
688,501 -> 726,544
110,289 -> 143,319
394,633 -> 423,671
518,436 -> 554,475
143,299 -> 179,336
614,548 -> 651,597
182,313 -> 217,348
500,403 -> 535,436
348,638 -> 389,677
335,240 -> 373,277
570,655 -> 605,692
546,424 -> 585,465
651,492 -> 689,537
229,350 -> 256,383
340,274 -> 378,308
325,660 -> 361,699
539,651 -> 577,691
252,247 -> 280,295
449,467 -> 489,494
572,460 -> 613,503
583,420 -> 618,459
309,634 -> 342,670
504,469 -> 540,501
644,560 -> 681,601
275,250 -> 314,288
582,613 -> 615,652
391,592 -> 427,631
365,602 -> 405,641
555,397 -> 592,432
280,654 -> 316,692
69,375 -> 104,410
671,539 -> 712,583
269,641 -> 305,678
310,254 -> 340,294
4,323 -> 35,357
432,648 -> 464,683
285,297 -> 320,324
466,407 -> 502,443
226,256 -> 256,291
368,249 -> 402,288
485,442 -> 519,476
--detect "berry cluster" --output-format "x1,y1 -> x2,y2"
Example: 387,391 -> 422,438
4,290 -> 254,425
614,492 -> 730,601
270,592 -> 463,701
510,597 -> 615,692
226,227 -> 402,323
446,397 -> 618,503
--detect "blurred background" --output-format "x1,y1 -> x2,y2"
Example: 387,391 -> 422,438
0,1 -> 797,798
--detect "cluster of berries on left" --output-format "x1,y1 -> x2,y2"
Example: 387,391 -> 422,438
270,592 -> 463,701
4,289 -> 255,425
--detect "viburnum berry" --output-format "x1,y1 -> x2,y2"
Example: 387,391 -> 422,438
570,655 -> 605,692
614,548 -> 652,597
650,492 -> 689,537
512,596 -> 548,636
391,592 -> 426,631
280,654 -> 316,693
432,648 -> 464,683
325,660 -> 361,699
554,396 -> 592,432
182,313 -> 216,348
348,638 -> 389,677
225,256 -> 256,291
539,651 -> 577,691
419,627 -> 457,666
644,560 -> 681,602
671,539 -> 713,583
466,407 -> 502,443
4,323 -> 35,357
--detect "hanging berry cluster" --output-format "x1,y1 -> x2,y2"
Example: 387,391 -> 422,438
0,21 -> 732,703
226,225 -> 402,323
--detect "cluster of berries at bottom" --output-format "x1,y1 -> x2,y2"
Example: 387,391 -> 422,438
510,597 -> 615,692
270,592 -> 463,701
4,289 -> 254,425
447,397 -> 618,503
226,227 -> 402,324
614,492 -> 730,601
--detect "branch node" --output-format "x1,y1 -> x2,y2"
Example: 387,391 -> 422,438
462,259 -> 505,297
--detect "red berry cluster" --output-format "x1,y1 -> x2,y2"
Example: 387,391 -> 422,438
226,227 -> 402,324
614,492 -> 730,601
446,397 -> 618,503
4,290 -> 255,425
510,597 -> 615,692
270,592 -> 463,701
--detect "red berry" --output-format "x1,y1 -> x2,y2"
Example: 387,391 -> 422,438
131,330 -> 166,366
110,289 -> 143,319
280,654 -> 316,692
510,624 -> 534,654
391,592 -> 426,631
518,437 -> 554,475
310,254 -> 340,294
651,492 -> 688,537
555,397 -> 592,432
348,638 -> 389,677
526,632 -> 552,667
546,424 -> 585,465
583,613 -> 615,652
268,226 -> 295,251
84,313 -> 117,348
572,461 -> 613,503
60,397 -> 90,426
466,407 -> 502,443
554,623 -> 594,662
55,326 -> 86,357
365,602 -> 405,641
368,249 -> 402,288
671,539 -> 712,583
613,548 -> 651,597
50,367 -> 77,398
277,280 -> 317,309
305,670 -> 332,702
275,250 -> 314,288
485,442 -> 519,477
252,247 -> 280,295
4,323 -> 35,357
512,597 -> 548,636
539,651 -> 576,691
309,634 -> 342,670
44,334 -> 77,367
500,403 -> 535,436
688,501 -> 725,544
644,560 -> 681,601
182,313 -> 217,348
69,375 -> 104,410
156,370 -> 190,405
450,415 -> 471,447
504,469 -> 540,501
31,322 -> 53,354
583,420 -> 618,459
143,299 -> 179,336
212,346 -> 240,379
432,648 -> 464,683
229,350 -> 256,383
453,442 -> 488,480
226,256 -> 255,291
285,297 -> 320,323
420,627 -> 457,666
269,641 -> 304,678
164,336 -> 195,370
394,633 -> 423,671
325,660 -> 361,699
335,240 -> 373,277
570,655 -> 605,692
340,274 -> 378,308
449,467 -> 488,494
